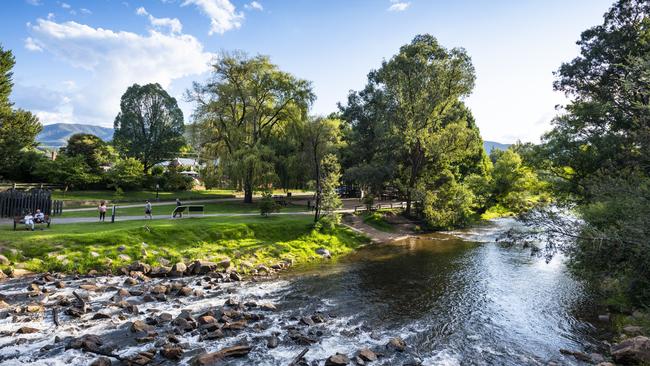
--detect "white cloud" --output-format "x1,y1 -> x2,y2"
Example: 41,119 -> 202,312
244,1 -> 263,11
80,8 -> 92,15
182,0 -> 243,35
387,1 -> 410,12
47,12 -> 55,20
26,18 -> 215,125
24,37 -> 43,52
25,0 -> 41,6
136,6 -> 183,34
61,2 -> 71,9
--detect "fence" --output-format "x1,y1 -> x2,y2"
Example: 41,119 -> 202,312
0,189 -> 63,218
354,201 -> 407,213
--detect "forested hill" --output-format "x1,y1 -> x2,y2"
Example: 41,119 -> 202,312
483,141 -> 511,154
37,123 -> 114,147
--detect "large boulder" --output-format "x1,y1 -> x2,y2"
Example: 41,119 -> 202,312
325,353 -> 350,366
171,262 -> 187,276
189,260 -> 218,275
611,336 -> 650,364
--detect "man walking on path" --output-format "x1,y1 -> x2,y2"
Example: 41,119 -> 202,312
173,198 -> 183,218
144,200 -> 153,219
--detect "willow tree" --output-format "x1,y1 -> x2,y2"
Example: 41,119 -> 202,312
188,52 -> 314,203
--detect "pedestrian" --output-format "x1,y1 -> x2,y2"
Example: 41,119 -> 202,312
98,200 -> 107,222
144,200 -> 153,219
173,198 -> 182,218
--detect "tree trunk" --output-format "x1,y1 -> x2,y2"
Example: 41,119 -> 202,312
406,188 -> 412,216
313,162 -> 321,223
243,166 -> 253,204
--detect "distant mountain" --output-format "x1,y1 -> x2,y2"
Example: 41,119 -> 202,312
483,141 -> 511,154
37,123 -> 114,147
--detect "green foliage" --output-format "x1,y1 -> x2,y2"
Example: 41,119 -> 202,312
422,174 -> 474,230
258,191 -> 279,217
158,165 -> 193,191
106,157 -> 144,190
362,194 -> 375,211
113,83 -> 185,172
60,133 -> 117,174
317,153 -> 343,229
188,52 -> 315,203
0,45 -> 42,178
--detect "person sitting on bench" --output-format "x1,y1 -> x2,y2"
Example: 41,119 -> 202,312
24,212 -> 35,231
34,209 -> 45,223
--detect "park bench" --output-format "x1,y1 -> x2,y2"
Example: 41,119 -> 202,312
171,205 -> 204,218
13,214 -> 51,231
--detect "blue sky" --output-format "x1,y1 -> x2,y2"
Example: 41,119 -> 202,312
1,0 -> 613,143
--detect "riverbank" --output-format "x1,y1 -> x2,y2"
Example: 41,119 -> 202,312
0,215 -> 370,276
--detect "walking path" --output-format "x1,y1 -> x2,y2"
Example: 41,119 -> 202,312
342,214 -> 412,242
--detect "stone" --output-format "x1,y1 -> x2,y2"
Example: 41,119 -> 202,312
117,245 -> 126,251
171,262 -> 187,276
68,334 -> 103,353
118,254 -> 131,262
611,336 -> 650,364
623,325 -> 645,336
124,277 -> 138,286
26,304 -> 42,313
325,353 -> 350,366
0,254 -> 10,265
260,303 -> 277,311
55,281 -> 65,289
27,283 -> 40,293
198,315 -> 217,325
131,320 -> 155,333
190,345 -> 252,365
92,312 -> 111,320
358,348 -> 377,362
90,251 -> 100,258
90,356 -> 112,366
190,260 -> 218,275
158,258 -> 170,266
218,258 -> 231,269
229,272 -> 242,281
301,316 -> 315,326
79,284 -> 99,292
151,285 -> 168,295
178,286 -> 193,296
162,345 -> 183,360
316,248 -> 331,258
149,266 -> 171,277
129,261 -> 151,274
16,326 -> 39,334
387,337 -> 406,352
267,335 -> 279,348
256,265 -> 271,274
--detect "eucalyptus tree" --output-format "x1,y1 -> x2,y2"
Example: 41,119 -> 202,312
113,83 -> 185,172
188,52 -> 314,203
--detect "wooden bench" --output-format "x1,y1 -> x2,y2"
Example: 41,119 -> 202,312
171,205 -> 204,218
13,214 -> 51,231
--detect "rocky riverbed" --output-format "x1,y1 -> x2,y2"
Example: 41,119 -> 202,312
0,261 -> 415,366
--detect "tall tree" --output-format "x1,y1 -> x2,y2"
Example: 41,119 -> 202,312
113,83 -> 185,172
0,45 -> 41,178
188,52 -> 314,203
302,116 -> 343,222
60,133 -> 117,174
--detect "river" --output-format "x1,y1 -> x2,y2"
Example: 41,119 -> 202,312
0,218 -> 608,365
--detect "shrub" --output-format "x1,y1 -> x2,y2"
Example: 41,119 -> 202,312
258,191 -> 279,217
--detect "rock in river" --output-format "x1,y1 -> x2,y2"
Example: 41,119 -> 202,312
326,353 -> 350,366
611,336 -> 650,364
386,337 -> 406,352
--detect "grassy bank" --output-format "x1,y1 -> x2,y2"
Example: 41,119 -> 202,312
360,210 -> 398,232
0,215 -> 369,274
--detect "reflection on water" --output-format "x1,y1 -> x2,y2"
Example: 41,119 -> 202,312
278,218 -> 606,365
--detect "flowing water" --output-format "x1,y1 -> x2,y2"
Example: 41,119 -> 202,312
0,218 -> 608,365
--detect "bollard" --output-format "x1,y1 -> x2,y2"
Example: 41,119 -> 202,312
111,205 -> 116,223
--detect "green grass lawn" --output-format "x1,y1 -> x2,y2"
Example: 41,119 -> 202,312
52,189 -> 237,207
0,215 -> 368,274
60,200 -> 310,218
361,210 -> 397,232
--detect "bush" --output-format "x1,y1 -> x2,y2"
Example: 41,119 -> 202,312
159,168 -> 194,191
258,191 -> 279,217
422,179 -> 474,230
106,157 -> 144,190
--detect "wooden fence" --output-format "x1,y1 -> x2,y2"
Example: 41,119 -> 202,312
0,189 -> 63,218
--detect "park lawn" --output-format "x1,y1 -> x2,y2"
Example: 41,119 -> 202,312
52,189 -> 237,207
361,210 -> 398,232
60,201 -> 310,218
0,215 -> 369,274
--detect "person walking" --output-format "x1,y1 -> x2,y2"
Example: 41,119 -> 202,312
144,200 -> 153,219
98,200 -> 107,222
173,198 -> 182,218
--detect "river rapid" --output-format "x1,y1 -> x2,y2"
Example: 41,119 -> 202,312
0,218 -> 608,365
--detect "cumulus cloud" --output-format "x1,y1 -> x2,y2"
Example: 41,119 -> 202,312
387,1 -> 410,12
244,1 -> 263,11
24,37 -> 43,52
80,8 -> 92,15
26,18 -> 215,125
136,6 -> 183,34
25,0 -> 42,5
60,2 -> 71,9
182,0 -> 243,35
